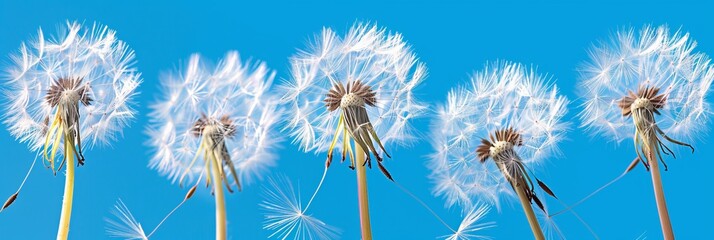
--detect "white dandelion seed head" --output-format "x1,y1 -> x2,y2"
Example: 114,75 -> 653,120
3,21 -> 141,150
147,51 -> 282,186
429,61 -> 569,210
260,175 -> 339,240
441,202 -> 495,240
281,22 -> 427,153
105,199 -> 148,240
578,25 -> 714,142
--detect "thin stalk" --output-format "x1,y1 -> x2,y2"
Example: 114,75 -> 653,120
355,144 -> 373,240
497,162 -> 543,240
514,181 -> 545,240
209,150 -> 227,240
646,144 -> 674,239
57,133 -> 75,240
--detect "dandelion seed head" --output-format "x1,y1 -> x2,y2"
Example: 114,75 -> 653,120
3,21 -> 141,151
260,175 -> 339,240
578,25 -> 714,142
430,61 -> 568,210
148,51 -> 281,187
281,23 -> 427,153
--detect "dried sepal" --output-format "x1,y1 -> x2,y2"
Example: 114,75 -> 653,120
476,139 -> 492,163
531,193 -> 545,212
625,85 -> 695,172
481,127 -> 556,213
491,127 -> 523,147
537,179 -> 557,199
324,80 -> 393,181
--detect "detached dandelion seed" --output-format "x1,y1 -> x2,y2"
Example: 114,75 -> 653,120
441,203 -> 495,240
578,25 -> 713,239
104,183 -> 199,239
281,23 -> 426,239
106,199 -> 148,240
430,61 -> 569,240
147,52 -> 281,240
260,175 -> 339,240
2,21 -> 140,240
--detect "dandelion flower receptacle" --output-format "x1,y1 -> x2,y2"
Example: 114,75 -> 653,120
430,61 -> 568,239
148,52 -> 281,240
579,25 -> 714,239
2,21 -> 140,240
282,23 -> 426,239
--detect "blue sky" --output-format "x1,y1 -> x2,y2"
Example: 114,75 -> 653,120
1,0 -> 713,239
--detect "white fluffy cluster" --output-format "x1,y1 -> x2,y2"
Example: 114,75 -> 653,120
430,61 -> 569,210
147,52 -> 281,186
3,21 -> 141,150
579,25 -> 713,142
281,23 -> 427,153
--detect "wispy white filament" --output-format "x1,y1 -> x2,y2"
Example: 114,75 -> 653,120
441,203 -> 495,240
106,199 -> 148,240
260,175 -> 339,240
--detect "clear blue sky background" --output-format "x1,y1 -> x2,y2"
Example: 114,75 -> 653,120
1,1 -> 713,239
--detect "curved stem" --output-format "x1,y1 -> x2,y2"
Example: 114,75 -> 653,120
355,144 -> 373,240
646,145 -> 674,239
57,136 -> 75,240
210,151 -> 227,240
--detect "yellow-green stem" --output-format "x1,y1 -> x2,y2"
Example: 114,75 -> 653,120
355,144 -> 373,240
210,150 -> 228,240
646,145 -> 674,239
56,135 -> 75,240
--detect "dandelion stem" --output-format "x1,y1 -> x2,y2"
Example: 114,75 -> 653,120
514,182 -> 544,240
355,144 -> 373,240
57,133 -> 75,240
209,149 -> 228,240
497,162 -> 543,240
646,143 -> 674,239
